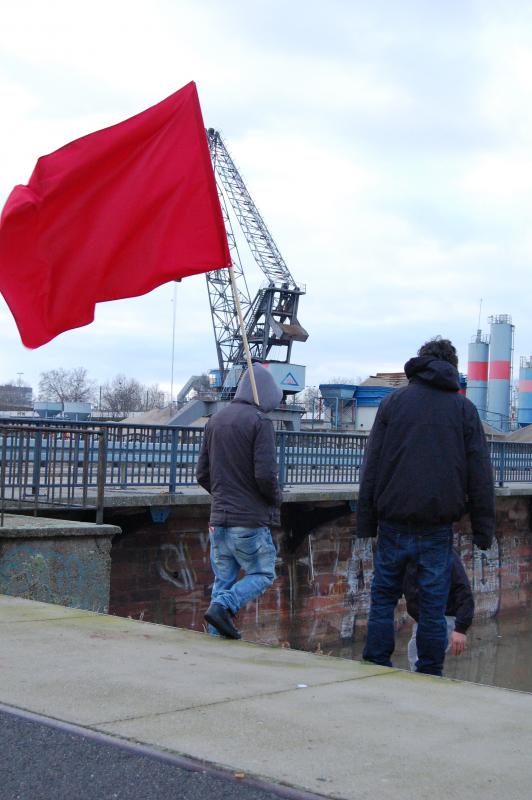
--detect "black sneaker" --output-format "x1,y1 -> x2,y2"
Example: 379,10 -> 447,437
204,603 -> 241,639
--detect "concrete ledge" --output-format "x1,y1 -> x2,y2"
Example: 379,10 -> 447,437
0,515 -> 120,612
4,483 -> 531,512
0,514 -> 121,537
98,485 -> 359,507
99,482 -> 532,508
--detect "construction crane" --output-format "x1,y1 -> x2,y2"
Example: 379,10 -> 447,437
205,129 -> 308,394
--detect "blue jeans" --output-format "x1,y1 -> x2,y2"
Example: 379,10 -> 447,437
363,522 -> 453,676
208,526 -> 276,631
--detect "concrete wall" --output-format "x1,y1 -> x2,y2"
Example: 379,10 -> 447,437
0,515 -> 120,612
106,495 -> 532,648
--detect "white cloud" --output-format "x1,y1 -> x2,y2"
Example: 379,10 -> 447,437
1,1 -> 532,395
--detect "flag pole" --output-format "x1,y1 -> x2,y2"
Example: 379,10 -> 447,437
228,263 -> 260,406
170,281 -> 178,408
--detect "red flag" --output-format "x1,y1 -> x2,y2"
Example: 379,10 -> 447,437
0,82 -> 230,348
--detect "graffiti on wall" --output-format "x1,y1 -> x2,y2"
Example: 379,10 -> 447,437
156,542 -> 197,591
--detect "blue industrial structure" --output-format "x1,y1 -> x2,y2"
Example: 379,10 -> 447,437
319,383 -> 395,430
33,401 -> 91,421
518,356 -> 532,427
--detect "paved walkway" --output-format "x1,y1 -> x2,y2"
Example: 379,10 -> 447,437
1,595 -> 532,799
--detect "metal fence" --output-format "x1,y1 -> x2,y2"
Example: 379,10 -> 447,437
0,424 -> 107,525
489,441 -> 532,485
277,431 -> 365,485
1,418 -> 531,520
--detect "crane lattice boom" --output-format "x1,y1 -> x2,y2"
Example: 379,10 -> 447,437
205,129 -> 307,385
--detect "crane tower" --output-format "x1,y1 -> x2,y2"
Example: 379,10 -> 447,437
205,129 -> 308,394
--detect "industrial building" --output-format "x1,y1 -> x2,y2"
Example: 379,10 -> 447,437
318,378 -> 397,432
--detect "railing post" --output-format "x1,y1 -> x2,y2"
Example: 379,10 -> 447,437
96,428 -> 107,524
278,431 -> 286,489
76,433 -> 88,508
498,442 -> 506,487
0,433 -> 6,527
169,428 -> 178,494
31,431 -> 43,511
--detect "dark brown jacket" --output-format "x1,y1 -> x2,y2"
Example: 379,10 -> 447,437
196,364 -> 282,528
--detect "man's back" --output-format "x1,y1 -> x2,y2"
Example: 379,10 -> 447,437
197,364 -> 283,639
196,364 -> 282,529
358,354 -> 494,533
357,338 -> 495,676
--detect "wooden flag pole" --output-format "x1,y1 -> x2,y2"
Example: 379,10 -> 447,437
228,263 -> 260,406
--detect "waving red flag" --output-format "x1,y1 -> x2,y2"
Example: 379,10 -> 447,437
0,82 -> 230,348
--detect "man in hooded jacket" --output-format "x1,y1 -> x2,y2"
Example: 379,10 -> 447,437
357,337 -> 495,675
196,363 -> 283,639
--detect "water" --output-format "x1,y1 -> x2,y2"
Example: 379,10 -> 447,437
300,613 -> 532,694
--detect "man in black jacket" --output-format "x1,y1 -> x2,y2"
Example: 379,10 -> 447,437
357,337 -> 494,676
196,364 -> 282,639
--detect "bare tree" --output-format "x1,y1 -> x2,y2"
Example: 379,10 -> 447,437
328,376 -> 359,385
145,384 -> 166,410
101,375 -> 144,413
295,386 -> 321,413
38,367 -> 95,402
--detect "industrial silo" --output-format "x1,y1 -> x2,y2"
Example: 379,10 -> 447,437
466,330 -> 489,420
487,314 -> 514,431
518,356 -> 532,427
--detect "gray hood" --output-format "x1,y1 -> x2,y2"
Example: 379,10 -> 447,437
234,364 -> 283,412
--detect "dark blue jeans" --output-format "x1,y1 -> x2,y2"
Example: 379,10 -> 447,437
363,522 -> 453,676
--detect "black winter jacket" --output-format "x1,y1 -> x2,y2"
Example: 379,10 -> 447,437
357,357 -> 495,540
196,364 -> 282,528
403,549 -> 474,634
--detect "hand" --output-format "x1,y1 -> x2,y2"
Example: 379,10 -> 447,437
473,531 -> 492,550
449,631 -> 467,656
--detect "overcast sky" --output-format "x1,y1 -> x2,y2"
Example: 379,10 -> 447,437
2,0 -> 532,397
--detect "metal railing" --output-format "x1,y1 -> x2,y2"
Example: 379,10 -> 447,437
489,441 -> 532,486
1,418 -> 532,519
0,424 -> 107,525
277,431 -> 365,485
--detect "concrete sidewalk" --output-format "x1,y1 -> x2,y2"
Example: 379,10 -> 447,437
1,595 -> 531,800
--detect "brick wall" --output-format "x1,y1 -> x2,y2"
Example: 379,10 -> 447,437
106,495 -> 532,649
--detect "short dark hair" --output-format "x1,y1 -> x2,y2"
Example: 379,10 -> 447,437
417,337 -> 458,368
